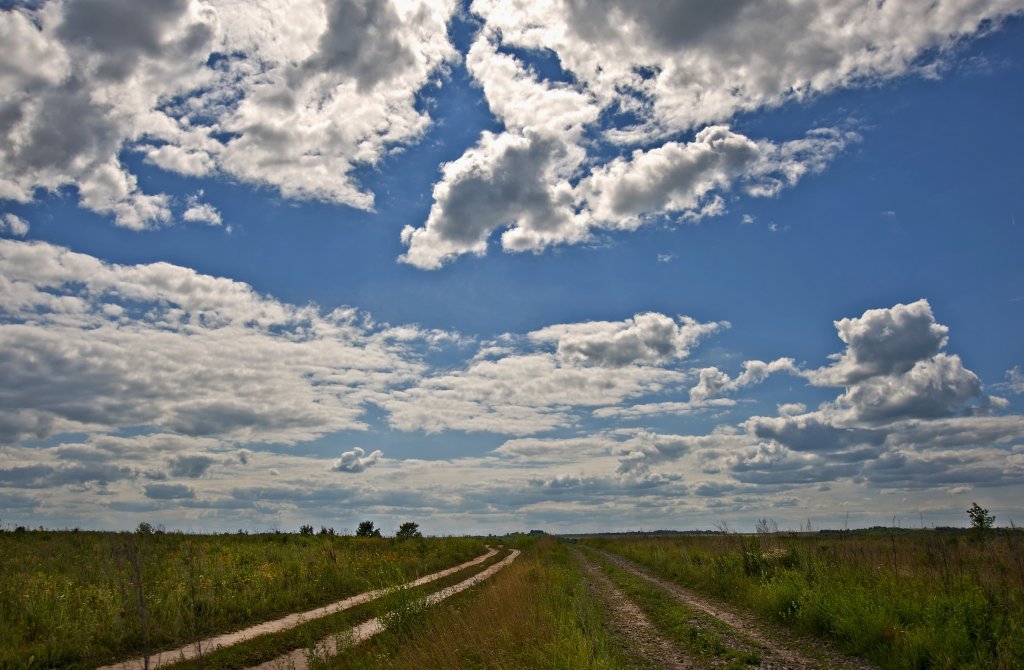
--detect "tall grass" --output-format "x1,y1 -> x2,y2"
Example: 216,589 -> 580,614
323,537 -> 635,669
584,529 -> 1024,670
0,529 -> 484,669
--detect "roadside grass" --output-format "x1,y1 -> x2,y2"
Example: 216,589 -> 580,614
318,537 -> 638,670
0,529 -> 485,669
583,529 -> 1024,670
582,548 -> 761,669
157,548 -> 512,670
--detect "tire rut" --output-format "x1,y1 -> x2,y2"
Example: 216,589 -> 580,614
590,548 -> 877,670
575,549 -> 698,670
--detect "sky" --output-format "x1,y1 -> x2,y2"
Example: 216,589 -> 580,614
1,0 -> 1023,535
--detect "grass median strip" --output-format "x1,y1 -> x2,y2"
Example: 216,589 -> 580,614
157,548 -> 512,670
582,547 -> 763,670
321,538 -> 637,670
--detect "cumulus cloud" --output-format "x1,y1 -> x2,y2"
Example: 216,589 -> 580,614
810,300 -> 950,385
531,312 -> 726,367
1,213 -> 29,237
394,0 -> 1022,268
689,357 -> 799,403
0,238 -> 430,445
726,300 -> 1022,488
400,124 -> 857,268
381,312 -> 720,434
332,447 -> 383,473
182,192 -> 222,226
1,0 -> 458,227
473,0 -> 1023,133
168,453 -> 218,478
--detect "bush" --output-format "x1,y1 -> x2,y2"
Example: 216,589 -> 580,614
395,522 -> 422,540
356,520 -> 381,538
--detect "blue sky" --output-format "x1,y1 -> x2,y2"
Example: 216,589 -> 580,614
1,0 -> 1023,534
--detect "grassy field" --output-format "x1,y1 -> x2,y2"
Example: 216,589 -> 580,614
5,527 -> 1024,669
0,528 -> 484,669
582,529 -> 1024,670
319,536 -> 641,670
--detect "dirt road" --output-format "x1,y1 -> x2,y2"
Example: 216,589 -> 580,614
581,547 -> 877,670
96,546 -> 500,670
245,549 -> 521,670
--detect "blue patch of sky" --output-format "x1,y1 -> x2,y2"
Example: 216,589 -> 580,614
9,13 -> 1023,418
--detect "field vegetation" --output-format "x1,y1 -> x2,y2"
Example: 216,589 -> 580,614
320,536 -> 640,669
0,525 -> 484,669
5,520 -> 1024,670
582,526 -> 1024,669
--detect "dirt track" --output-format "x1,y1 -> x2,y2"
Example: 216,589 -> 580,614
582,548 -> 877,670
246,549 -> 521,670
96,546 -> 500,670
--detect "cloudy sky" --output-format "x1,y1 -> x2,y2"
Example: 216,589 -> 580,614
2,0 -> 1023,534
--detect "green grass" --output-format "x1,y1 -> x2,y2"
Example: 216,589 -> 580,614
0,529 -> 485,669
158,548 -> 512,670
582,548 -> 761,669
582,530 -> 1024,670
318,537 -> 640,670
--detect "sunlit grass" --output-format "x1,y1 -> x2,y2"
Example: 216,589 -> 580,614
0,528 -> 484,668
583,529 -> 1024,669
322,537 -> 635,670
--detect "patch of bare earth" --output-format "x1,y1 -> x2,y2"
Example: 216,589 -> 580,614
592,548 -> 877,670
575,550 -> 697,669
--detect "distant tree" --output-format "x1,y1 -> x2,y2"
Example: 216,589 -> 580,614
967,502 -> 995,530
299,524 -> 314,536
395,522 -> 422,539
135,521 -> 154,535
356,520 -> 381,538
318,526 -> 336,537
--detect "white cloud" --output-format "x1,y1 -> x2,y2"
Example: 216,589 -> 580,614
472,0 -> 1023,133
0,213 -> 29,237
0,238 -> 429,446
401,0 -> 1021,268
996,366 -> 1024,394
400,124 -> 857,268
810,299 -> 950,385
333,447 -> 383,473
530,312 -> 726,367
688,358 -> 799,403
728,300 -> 1022,488
182,191 -> 223,226
381,312 -> 723,434
1,0 -> 459,227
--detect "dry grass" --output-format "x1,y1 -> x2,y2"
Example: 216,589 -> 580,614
323,537 -> 631,670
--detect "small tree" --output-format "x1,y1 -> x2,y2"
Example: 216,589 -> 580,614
967,502 -> 995,530
355,520 -> 381,538
395,522 -> 422,539
299,524 -> 314,536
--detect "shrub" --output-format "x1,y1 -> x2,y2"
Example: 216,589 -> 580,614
356,520 -> 382,538
395,522 -> 422,540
